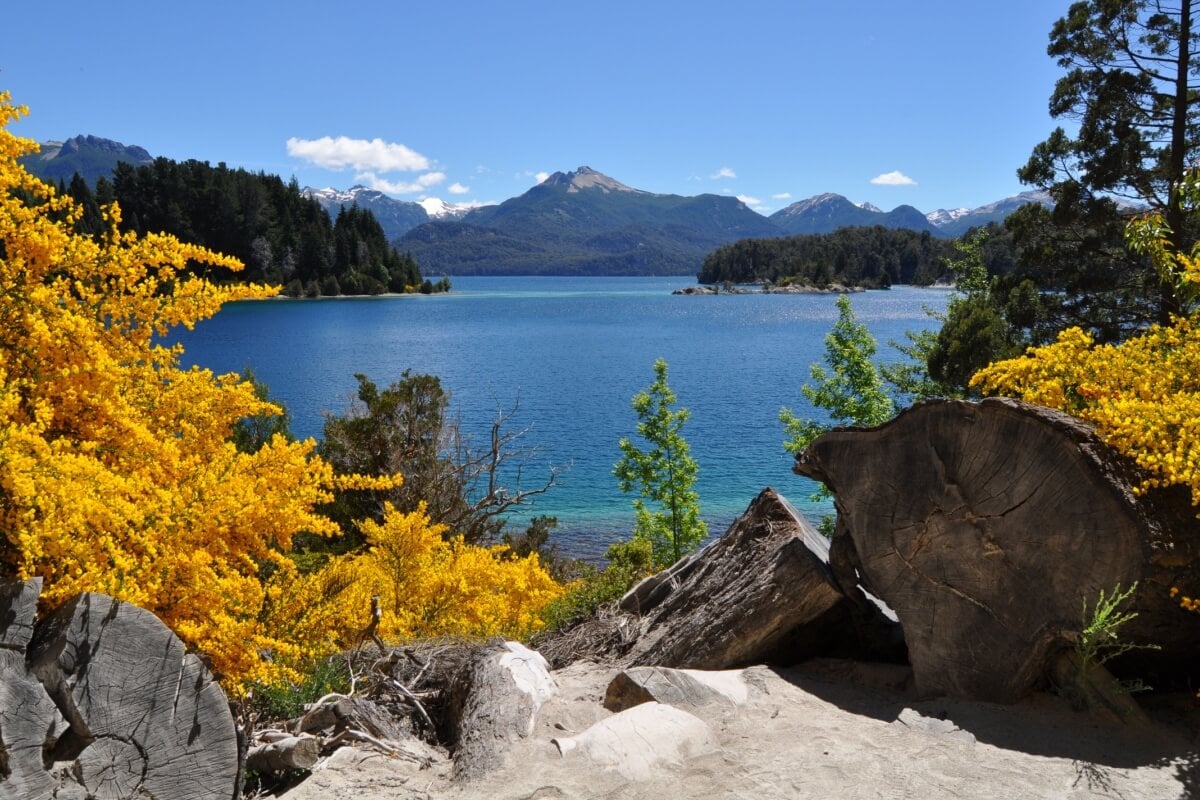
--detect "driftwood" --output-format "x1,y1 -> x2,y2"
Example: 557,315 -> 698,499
246,734 -> 321,773
445,642 -> 556,782
794,397 -> 1200,703
621,488 -> 903,669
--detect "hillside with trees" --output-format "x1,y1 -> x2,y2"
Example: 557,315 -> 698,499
697,226 -> 967,287
58,157 -> 443,297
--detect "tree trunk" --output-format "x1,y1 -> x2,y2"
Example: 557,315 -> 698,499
794,398 -> 1200,703
0,578 -> 59,800
622,488 -> 903,669
26,592 -> 239,800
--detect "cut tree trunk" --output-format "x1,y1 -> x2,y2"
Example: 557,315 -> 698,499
794,398 -> 1200,703
0,578 -> 59,800
26,592 -> 239,800
622,488 -> 903,669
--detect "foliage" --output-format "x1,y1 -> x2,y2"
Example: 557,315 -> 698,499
502,515 -> 578,582
1015,0 -> 1200,326
230,367 -> 294,454
319,372 -> 555,547
973,177 -> 1200,512
698,226 -> 958,287
0,92 -> 395,687
539,537 -> 655,631
1077,583 -> 1153,671
245,653 -> 351,720
781,295 -> 896,456
268,503 -> 563,651
88,156 -> 434,296
614,359 -> 706,569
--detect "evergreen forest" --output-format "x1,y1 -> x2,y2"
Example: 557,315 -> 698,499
58,158 -> 447,297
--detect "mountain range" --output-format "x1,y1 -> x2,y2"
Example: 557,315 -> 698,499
18,135 -> 153,184
21,136 -> 1052,276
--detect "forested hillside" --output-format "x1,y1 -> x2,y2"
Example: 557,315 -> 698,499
698,226 -> 967,287
59,158 -> 442,297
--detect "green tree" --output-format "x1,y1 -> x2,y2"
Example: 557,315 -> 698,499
230,367 -> 294,454
924,230 -> 1037,394
781,295 -> 896,455
1017,0 -> 1200,326
319,372 -> 554,547
614,358 -> 706,568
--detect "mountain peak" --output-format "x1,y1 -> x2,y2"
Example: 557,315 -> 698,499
542,166 -> 645,194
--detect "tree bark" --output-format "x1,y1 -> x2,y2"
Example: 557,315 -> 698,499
794,398 -> 1200,702
27,592 -> 239,800
622,488 -> 903,670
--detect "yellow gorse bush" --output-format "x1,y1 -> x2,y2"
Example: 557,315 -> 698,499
971,175 -> 1200,621
0,92 -> 565,688
267,503 -> 563,653
0,92 -> 384,686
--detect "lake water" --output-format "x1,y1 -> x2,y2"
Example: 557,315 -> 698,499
176,277 -> 950,558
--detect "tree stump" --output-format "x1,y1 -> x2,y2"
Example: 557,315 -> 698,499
0,578 -> 60,800
794,398 -> 1200,702
26,592 -> 239,800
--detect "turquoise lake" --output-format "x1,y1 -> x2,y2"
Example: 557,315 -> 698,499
176,277 -> 951,558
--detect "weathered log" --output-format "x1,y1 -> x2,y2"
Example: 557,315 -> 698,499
246,735 -> 321,773
445,642 -> 555,782
27,592 -> 239,800
794,398 -> 1200,703
622,488 -> 903,669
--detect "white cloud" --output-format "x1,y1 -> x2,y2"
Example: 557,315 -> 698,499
737,194 -> 762,207
772,192 -> 792,200
711,166 -> 737,180
870,170 -> 917,186
286,136 -> 431,172
356,171 -> 446,195
448,182 -> 470,195
535,171 -> 550,183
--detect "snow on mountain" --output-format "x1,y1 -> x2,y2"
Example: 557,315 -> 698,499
926,207 -> 971,226
418,197 -> 472,219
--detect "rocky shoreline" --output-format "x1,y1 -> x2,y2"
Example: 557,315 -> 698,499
673,283 -> 867,295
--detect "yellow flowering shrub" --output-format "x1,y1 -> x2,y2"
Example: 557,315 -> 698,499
971,181 -> 1200,621
268,503 -> 563,653
0,92 -> 394,686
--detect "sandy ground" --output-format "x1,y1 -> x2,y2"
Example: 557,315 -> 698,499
280,659 -> 1198,800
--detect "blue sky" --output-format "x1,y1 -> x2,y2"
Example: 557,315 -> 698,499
4,1 -> 1066,215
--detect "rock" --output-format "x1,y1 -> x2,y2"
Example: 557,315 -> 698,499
622,488 -> 903,669
794,397 -> 1200,703
603,666 -> 748,712
447,641 -> 556,781
893,708 -> 977,745
551,702 -> 716,782
26,592 -> 239,800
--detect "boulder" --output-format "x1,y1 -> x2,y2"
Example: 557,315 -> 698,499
794,397 -> 1200,703
551,702 -> 716,782
603,666 -> 748,712
622,487 -> 903,669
